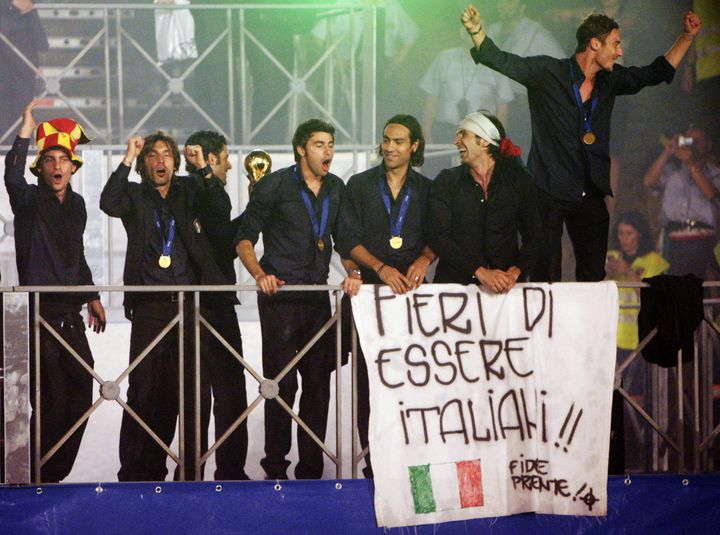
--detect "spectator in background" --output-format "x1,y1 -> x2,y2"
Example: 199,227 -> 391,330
485,0 -> 565,160
311,0 -> 418,73
0,0 -> 48,141
606,211 -> 669,354
643,126 -> 720,279
420,27 -> 514,178
605,211 -> 668,473
309,0 -> 420,138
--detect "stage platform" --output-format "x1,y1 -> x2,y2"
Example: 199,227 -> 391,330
1,475 -> 719,534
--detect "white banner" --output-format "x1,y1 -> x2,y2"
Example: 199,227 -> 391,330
352,283 -> 618,528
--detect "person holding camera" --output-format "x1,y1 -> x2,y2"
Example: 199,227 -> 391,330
643,126 -> 720,279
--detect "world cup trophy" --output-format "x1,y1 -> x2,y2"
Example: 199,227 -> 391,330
244,149 -> 272,195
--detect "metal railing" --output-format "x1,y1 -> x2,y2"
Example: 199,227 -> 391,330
3,284 -> 346,483
2,282 -> 719,483
612,281 -> 720,473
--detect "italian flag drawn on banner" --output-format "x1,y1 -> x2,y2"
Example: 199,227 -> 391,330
408,459 -> 484,514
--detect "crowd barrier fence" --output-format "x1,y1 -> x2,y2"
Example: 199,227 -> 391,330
1,282 -> 718,484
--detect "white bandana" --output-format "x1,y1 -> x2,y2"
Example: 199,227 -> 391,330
457,111 -> 500,146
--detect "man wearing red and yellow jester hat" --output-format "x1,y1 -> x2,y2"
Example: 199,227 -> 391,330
4,99 -> 106,483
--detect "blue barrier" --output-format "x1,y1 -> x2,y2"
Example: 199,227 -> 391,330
1,475 -> 719,534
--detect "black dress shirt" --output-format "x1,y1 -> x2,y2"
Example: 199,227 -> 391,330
199,177 -> 242,305
100,163 -> 226,313
140,186 -> 194,286
427,160 -> 542,284
201,180 -> 237,284
235,165 -> 343,284
471,37 -> 675,202
336,165 -> 430,283
4,136 -> 97,305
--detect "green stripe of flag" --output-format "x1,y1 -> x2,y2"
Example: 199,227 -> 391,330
409,464 -> 436,514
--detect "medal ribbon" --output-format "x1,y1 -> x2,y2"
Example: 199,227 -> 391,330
153,209 -> 176,258
569,60 -> 598,135
294,166 -> 329,244
379,175 -> 412,240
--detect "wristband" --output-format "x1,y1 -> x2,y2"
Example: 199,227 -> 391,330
350,268 -> 362,279
467,25 -> 482,36
199,164 -> 213,177
376,263 -> 386,275
122,158 -> 133,168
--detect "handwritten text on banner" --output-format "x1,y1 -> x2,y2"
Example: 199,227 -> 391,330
351,283 -> 618,528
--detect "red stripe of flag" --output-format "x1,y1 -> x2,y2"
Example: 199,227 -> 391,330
456,459 -> 484,508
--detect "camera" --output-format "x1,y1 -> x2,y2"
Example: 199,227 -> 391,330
678,135 -> 694,147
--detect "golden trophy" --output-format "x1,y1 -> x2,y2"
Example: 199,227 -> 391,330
244,149 -> 272,195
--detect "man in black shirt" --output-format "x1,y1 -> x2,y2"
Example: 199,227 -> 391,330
4,100 -> 106,482
337,114 -> 435,477
428,110 -> 541,290
338,114 -> 435,291
101,131 -> 226,481
183,129 -> 249,480
461,5 -> 702,281
236,118 -> 361,480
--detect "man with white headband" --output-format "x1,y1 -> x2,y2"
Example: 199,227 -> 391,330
427,110 -> 541,292
461,5 -> 702,281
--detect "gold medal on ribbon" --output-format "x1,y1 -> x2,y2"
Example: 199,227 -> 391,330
159,255 -> 172,268
389,236 -> 403,249
317,238 -> 325,252
582,132 -> 596,145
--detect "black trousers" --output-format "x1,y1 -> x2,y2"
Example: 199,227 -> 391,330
202,304 -> 249,480
258,292 -> 334,480
118,300 -> 210,482
30,307 -> 94,483
536,191 -> 609,282
340,295 -> 373,478
355,345 -> 374,478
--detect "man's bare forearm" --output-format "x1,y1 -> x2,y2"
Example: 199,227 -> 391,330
236,239 -> 264,280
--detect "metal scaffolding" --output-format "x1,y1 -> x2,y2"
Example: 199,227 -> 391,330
0,3 -> 378,145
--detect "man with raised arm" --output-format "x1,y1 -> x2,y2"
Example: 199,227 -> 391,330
236,118 -> 361,480
183,129 -> 250,480
460,4 -> 701,282
4,100 -> 106,482
100,131 -> 226,481
485,0 -> 565,158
